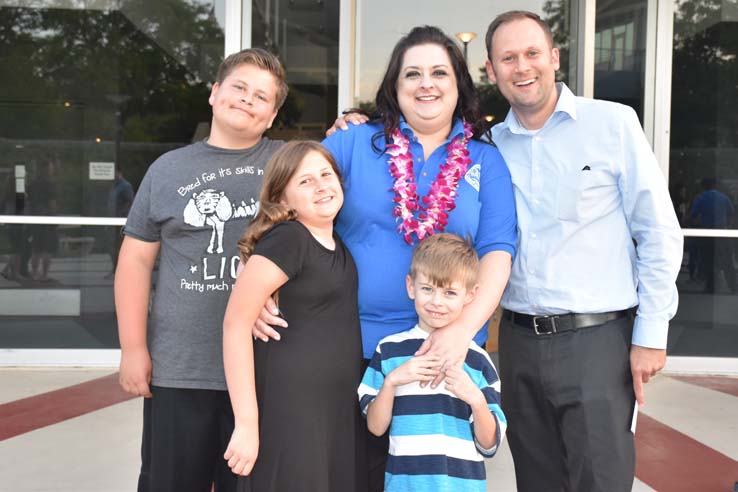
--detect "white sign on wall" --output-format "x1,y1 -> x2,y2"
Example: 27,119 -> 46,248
14,165 -> 26,193
89,161 -> 115,181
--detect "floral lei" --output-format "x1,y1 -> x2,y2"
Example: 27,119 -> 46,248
386,121 -> 473,244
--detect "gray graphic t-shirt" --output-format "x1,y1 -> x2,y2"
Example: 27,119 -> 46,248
124,138 -> 283,390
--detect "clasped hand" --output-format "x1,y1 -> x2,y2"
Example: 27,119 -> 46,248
224,425 -> 258,476
414,326 -> 472,388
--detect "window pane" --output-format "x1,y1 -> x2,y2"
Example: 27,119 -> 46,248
594,0 -> 647,121
354,0 -> 576,129
671,237 -> 738,356
251,0 -> 340,140
0,224 -> 124,349
669,0 -> 738,230
0,1 -> 226,218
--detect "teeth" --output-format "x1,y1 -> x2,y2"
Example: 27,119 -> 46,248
515,79 -> 535,87
417,96 -> 438,101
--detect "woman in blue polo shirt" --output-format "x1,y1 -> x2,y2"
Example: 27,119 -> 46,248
323,26 -> 517,361
328,25 -> 516,489
253,26 -> 517,491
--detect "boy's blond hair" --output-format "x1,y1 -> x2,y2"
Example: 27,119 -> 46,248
216,48 -> 289,110
409,233 -> 479,290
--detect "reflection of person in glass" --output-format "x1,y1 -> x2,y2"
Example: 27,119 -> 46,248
689,177 -> 737,293
106,167 -> 134,278
26,159 -> 58,282
257,26 -> 518,490
1,172 -> 28,281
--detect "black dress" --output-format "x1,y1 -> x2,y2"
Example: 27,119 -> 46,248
238,221 -> 367,492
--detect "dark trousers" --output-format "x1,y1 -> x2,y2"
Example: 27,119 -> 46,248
499,315 -> 636,492
138,386 -> 238,492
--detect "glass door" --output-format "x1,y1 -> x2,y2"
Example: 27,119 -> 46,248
248,0 -> 341,140
667,0 -> 738,358
0,1 -> 226,358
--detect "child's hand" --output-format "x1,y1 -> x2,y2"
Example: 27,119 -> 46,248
224,425 -> 259,476
444,363 -> 485,407
118,346 -> 152,398
252,296 -> 287,342
415,326 -> 471,388
387,354 -> 443,387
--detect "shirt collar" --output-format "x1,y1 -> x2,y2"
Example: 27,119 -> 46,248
555,82 -> 577,120
399,117 -> 466,143
494,82 -> 577,137
410,324 -> 431,339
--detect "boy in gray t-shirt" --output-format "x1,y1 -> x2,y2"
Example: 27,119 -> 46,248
115,48 -> 287,492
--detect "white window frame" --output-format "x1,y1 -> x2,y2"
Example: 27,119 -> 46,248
575,0 -> 596,98
337,0 -> 355,115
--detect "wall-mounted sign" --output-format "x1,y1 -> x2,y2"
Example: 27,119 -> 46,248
14,165 -> 26,193
89,161 -> 115,181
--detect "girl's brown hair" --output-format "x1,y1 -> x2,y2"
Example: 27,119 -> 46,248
237,140 -> 342,262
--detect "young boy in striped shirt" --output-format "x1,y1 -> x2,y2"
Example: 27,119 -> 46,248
357,233 -> 506,492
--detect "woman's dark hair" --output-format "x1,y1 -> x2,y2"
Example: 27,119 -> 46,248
373,25 -> 484,148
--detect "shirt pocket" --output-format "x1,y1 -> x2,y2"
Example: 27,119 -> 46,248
556,171 -> 582,221
556,163 -> 617,222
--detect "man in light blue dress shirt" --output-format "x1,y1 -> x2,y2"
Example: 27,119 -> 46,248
484,11 -> 683,492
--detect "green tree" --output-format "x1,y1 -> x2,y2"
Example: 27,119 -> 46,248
0,1 -> 225,215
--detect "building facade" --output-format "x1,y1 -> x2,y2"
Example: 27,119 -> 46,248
1,0 -> 736,372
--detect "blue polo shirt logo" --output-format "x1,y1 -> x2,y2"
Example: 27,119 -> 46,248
464,164 -> 481,192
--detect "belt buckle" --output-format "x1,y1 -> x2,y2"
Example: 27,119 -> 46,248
533,315 -> 558,335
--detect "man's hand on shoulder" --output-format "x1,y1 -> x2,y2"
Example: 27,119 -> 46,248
630,344 -> 666,406
325,110 -> 369,137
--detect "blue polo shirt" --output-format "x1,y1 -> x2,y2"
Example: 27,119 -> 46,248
323,118 -> 517,358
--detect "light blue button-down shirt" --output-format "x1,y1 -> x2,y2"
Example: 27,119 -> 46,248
492,83 -> 683,349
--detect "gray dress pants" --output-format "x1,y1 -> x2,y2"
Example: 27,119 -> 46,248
499,315 -> 636,492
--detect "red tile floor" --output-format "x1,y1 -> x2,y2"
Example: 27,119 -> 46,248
0,369 -> 736,491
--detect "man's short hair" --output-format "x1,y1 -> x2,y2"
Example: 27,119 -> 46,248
216,48 -> 289,110
409,233 -> 479,290
485,10 -> 554,61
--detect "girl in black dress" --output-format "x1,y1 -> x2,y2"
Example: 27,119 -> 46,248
223,141 -> 366,492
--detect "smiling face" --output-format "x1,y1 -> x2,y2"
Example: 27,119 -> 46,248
281,150 -> 343,228
406,272 -> 476,333
208,63 -> 279,147
396,43 -> 459,136
485,17 -> 560,128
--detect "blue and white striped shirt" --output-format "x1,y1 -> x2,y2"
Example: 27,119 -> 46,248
358,326 -> 507,492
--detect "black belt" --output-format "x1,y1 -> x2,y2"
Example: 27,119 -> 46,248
504,309 -> 632,335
